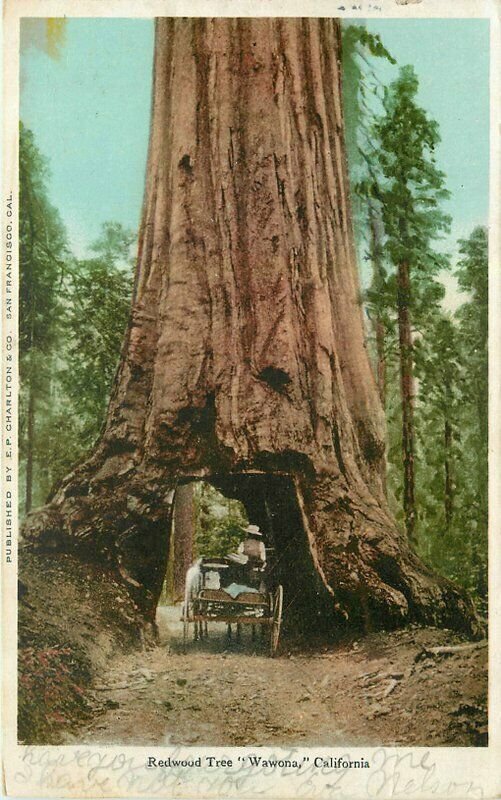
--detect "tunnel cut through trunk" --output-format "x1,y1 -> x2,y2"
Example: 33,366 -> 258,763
167,473 -> 338,637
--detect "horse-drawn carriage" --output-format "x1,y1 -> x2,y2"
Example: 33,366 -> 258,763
182,557 -> 283,657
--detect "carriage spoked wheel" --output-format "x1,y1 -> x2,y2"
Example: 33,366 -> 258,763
182,601 -> 191,653
270,585 -> 283,657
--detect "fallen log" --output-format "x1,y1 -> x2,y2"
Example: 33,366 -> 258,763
415,641 -> 487,662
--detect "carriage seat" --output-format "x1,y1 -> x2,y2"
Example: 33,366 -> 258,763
199,588 -> 267,604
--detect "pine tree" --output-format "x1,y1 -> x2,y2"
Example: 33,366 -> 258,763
414,314 -> 462,536
455,227 -> 488,599
372,65 -> 451,541
60,223 -> 134,446
19,124 -> 135,507
19,123 -> 69,512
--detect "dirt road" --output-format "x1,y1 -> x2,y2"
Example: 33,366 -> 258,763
66,604 -> 487,748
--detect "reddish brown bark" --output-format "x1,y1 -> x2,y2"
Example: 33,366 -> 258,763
368,200 -> 386,409
173,483 -> 194,600
22,18 -> 480,639
397,259 -> 416,542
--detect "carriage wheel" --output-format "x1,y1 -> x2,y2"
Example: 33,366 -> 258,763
270,585 -> 283,657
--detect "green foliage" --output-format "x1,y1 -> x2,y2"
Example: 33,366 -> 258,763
343,43 -> 488,606
455,227 -> 488,414
373,66 -> 451,272
384,233 -> 489,606
61,228 -> 133,437
193,483 -> 248,559
19,123 -> 134,510
342,24 -> 396,256
19,123 -> 68,356
342,25 -> 396,66
364,66 -> 452,539
454,228 -> 488,600
411,272 -> 488,606
19,123 -> 71,509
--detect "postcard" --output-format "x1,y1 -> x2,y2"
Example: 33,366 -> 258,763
2,0 -> 500,797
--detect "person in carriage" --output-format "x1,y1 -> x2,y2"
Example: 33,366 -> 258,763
236,524 -> 266,568
185,523 -> 267,601
226,524 -> 267,596
183,523 -> 282,653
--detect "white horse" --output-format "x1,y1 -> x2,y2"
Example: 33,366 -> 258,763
183,558 -> 202,616
182,559 -> 205,645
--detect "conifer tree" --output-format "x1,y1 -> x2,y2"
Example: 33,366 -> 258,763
19,124 -> 135,508
414,314 -> 462,534
455,227 -> 488,598
371,65 -> 451,541
61,223 -> 134,444
19,123 -> 69,511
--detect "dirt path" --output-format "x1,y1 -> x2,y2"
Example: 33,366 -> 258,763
67,605 -> 487,748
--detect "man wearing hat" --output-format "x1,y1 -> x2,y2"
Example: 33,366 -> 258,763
225,524 -> 267,596
237,524 -> 266,570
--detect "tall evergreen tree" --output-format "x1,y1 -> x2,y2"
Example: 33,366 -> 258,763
19,123 -> 135,508
455,227 -> 488,598
340,36 -> 487,608
60,223 -> 134,446
414,314 -> 462,534
19,123 -> 69,512
371,65 -> 451,541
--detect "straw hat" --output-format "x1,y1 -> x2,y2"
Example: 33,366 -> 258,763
243,524 -> 263,537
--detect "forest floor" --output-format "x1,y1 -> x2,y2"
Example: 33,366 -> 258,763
65,604 -> 488,748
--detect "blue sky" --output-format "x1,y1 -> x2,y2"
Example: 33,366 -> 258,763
20,19 -> 155,256
364,19 -> 489,304
20,18 -> 489,304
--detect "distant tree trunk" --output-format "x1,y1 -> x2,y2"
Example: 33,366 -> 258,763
367,200 -> 387,497
444,415 -> 453,531
375,320 -> 386,410
368,200 -> 386,408
173,483 -> 194,600
22,18 -> 480,638
474,393 -> 488,598
25,382 -> 35,514
397,259 -> 416,542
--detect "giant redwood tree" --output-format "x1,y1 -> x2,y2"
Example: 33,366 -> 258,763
22,18 -> 480,637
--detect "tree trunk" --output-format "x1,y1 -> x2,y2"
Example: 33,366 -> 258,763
444,415 -> 453,531
367,199 -> 387,498
397,259 -> 416,543
22,18 -> 480,638
368,200 -> 386,409
375,322 -> 386,410
172,483 -> 194,600
25,380 -> 35,514
474,393 -> 488,599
